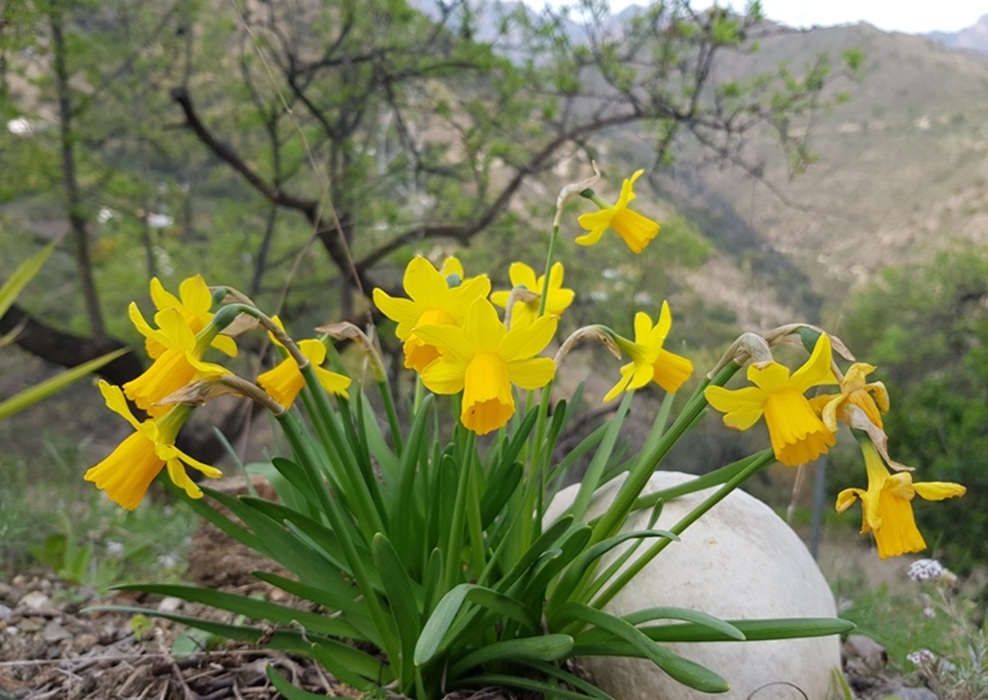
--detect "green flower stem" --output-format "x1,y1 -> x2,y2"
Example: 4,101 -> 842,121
300,364 -> 386,537
589,361 -> 742,546
444,431 -> 477,590
537,223 -> 561,317
378,379 -> 404,454
592,448 -> 776,610
632,452 -> 770,511
579,188 -> 612,210
466,446 -> 486,575
274,410 -> 400,664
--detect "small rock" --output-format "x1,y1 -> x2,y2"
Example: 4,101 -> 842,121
43,619 -> 73,642
844,634 -> 888,673
158,596 -> 183,613
0,582 -> 16,603
5,625 -> 19,635
74,633 -> 98,649
18,590 -> 50,610
17,617 -> 43,632
0,603 -> 12,620
889,686 -> 938,700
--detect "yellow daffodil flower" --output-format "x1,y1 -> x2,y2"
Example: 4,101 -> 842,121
136,275 -> 237,359
413,299 -> 557,435
705,334 -> 839,466
85,381 -> 222,510
836,441 -> 966,559
810,362 -> 889,431
577,170 -> 660,254
490,261 -> 575,328
373,256 -> 491,373
124,307 -> 230,418
258,339 -> 350,409
604,301 -> 693,402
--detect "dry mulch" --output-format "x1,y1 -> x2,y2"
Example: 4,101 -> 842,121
0,524 -> 358,700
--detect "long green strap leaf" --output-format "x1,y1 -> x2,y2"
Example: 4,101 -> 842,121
414,584 -> 538,667
0,240 -> 56,318
554,602 -> 728,693
0,348 -> 128,421
113,583 -> 361,639
448,634 -> 574,678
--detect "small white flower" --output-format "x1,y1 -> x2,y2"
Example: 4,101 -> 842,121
157,554 -> 178,569
106,541 -> 125,556
908,558 -> 946,582
907,649 -> 937,666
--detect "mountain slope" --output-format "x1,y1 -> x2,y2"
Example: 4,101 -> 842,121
644,22 -> 988,328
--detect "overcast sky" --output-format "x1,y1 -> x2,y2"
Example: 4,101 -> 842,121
533,1 -> 985,34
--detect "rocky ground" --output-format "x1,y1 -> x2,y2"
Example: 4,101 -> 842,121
0,524 -> 358,699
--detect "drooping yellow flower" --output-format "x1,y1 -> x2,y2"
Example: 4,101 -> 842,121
124,307 -> 230,418
135,275 -> 238,359
258,338 -> 350,409
373,256 -> 491,373
576,170 -> 660,254
85,381 -> 222,510
836,441 -> 966,559
414,299 -> 557,435
705,334 -> 839,466
810,362 -> 890,431
490,261 -> 575,328
604,301 -> 693,402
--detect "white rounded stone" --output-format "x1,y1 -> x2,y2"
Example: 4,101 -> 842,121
546,471 -> 842,700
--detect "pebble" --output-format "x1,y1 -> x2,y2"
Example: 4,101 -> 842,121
18,590 -> 50,610
75,633 -> 98,649
43,619 -> 73,642
158,596 -> 184,613
890,687 -> 938,700
0,603 -> 12,620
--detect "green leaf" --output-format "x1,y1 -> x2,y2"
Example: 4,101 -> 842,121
172,628 -> 218,656
0,240 -> 55,319
391,394 -> 433,565
567,390 -> 633,523
414,584 -> 538,667
113,583 -> 363,639
479,460 -> 523,528
452,673 -> 607,700
554,602 -> 728,693
625,607 -> 744,641
548,530 -> 678,613
249,571 -> 377,642
0,348 -> 128,421
511,658 -> 615,700
265,667 -> 334,700
82,605 -> 311,650
448,634 -> 573,677
372,533 -> 421,686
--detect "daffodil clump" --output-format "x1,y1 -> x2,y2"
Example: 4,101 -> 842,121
83,168 -> 961,698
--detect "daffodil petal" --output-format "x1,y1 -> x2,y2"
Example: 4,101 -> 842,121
508,262 -> 538,291
420,357 -> 467,394
704,385 -> 766,430
913,481 -> 967,501
604,364 -> 635,403
790,334 -> 838,392
499,314 -> 557,361
507,357 -> 555,390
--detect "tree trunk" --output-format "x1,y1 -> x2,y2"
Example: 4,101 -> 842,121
50,7 -> 106,339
